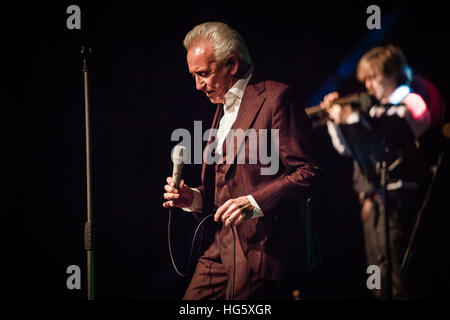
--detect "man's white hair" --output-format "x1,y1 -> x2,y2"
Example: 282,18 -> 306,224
183,22 -> 253,73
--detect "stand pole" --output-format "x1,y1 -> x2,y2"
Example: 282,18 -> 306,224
401,142 -> 448,269
379,160 -> 393,299
82,46 -> 94,300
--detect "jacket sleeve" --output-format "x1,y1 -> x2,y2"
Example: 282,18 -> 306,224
251,86 -> 325,216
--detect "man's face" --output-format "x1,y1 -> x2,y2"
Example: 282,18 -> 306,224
187,39 -> 235,104
364,72 -> 397,102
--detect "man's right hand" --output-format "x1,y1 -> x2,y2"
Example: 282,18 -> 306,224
163,177 -> 194,209
320,91 -> 342,123
320,91 -> 353,125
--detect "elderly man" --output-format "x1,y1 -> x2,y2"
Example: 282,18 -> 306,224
163,22 -> 323,300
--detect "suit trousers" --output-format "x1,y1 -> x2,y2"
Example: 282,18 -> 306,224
362,188 -> 421,299
183,224 -> 280,300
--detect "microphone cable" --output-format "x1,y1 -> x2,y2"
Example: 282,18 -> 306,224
167,207 -> 213,277
167,207 -> 236,300
230,225 -> 236,300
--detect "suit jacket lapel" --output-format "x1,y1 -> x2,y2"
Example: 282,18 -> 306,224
231,78 -> 266,132
201,104 -> 223,183
220,78 -> 267,176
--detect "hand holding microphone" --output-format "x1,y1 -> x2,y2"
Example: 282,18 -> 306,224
163,145 -> 194,209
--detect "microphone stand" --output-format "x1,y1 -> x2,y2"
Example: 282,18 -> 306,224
401,132 -> 449,269
81,46 -> 94,300
378,159 -> 393,299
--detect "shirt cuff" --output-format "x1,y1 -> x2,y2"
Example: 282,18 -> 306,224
326,120 -> 353,157
247,195 -> 264,218
181,188 -> 203,213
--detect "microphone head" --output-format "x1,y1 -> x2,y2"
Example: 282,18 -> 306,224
81,46 -> 92,56
171,145 -> 187,165
171,145 -> 187,189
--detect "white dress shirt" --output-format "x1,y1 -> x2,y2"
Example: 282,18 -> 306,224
183,72 -> 263,218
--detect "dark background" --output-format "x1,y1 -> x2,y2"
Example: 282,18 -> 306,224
21,1 -> 449,300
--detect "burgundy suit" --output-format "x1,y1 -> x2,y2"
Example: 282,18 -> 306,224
184,74 -> 324,299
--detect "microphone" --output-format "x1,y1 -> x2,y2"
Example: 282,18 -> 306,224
305,92 -> 374,116
171,145 -> 187,189
81,46 -> 92,57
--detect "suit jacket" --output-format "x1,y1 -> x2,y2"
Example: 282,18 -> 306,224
195,74 -> 324,280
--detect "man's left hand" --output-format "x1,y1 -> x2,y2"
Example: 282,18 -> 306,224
214,196 -> 255,227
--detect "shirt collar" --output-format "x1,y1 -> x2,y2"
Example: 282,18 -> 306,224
224,72 -> 253,112
388,84 -> 411,105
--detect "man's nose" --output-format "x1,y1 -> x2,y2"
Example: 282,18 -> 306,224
365,79 -> 372,91
195,76 -> 205,91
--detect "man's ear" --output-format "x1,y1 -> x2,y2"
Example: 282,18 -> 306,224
227,54 -> 239,76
